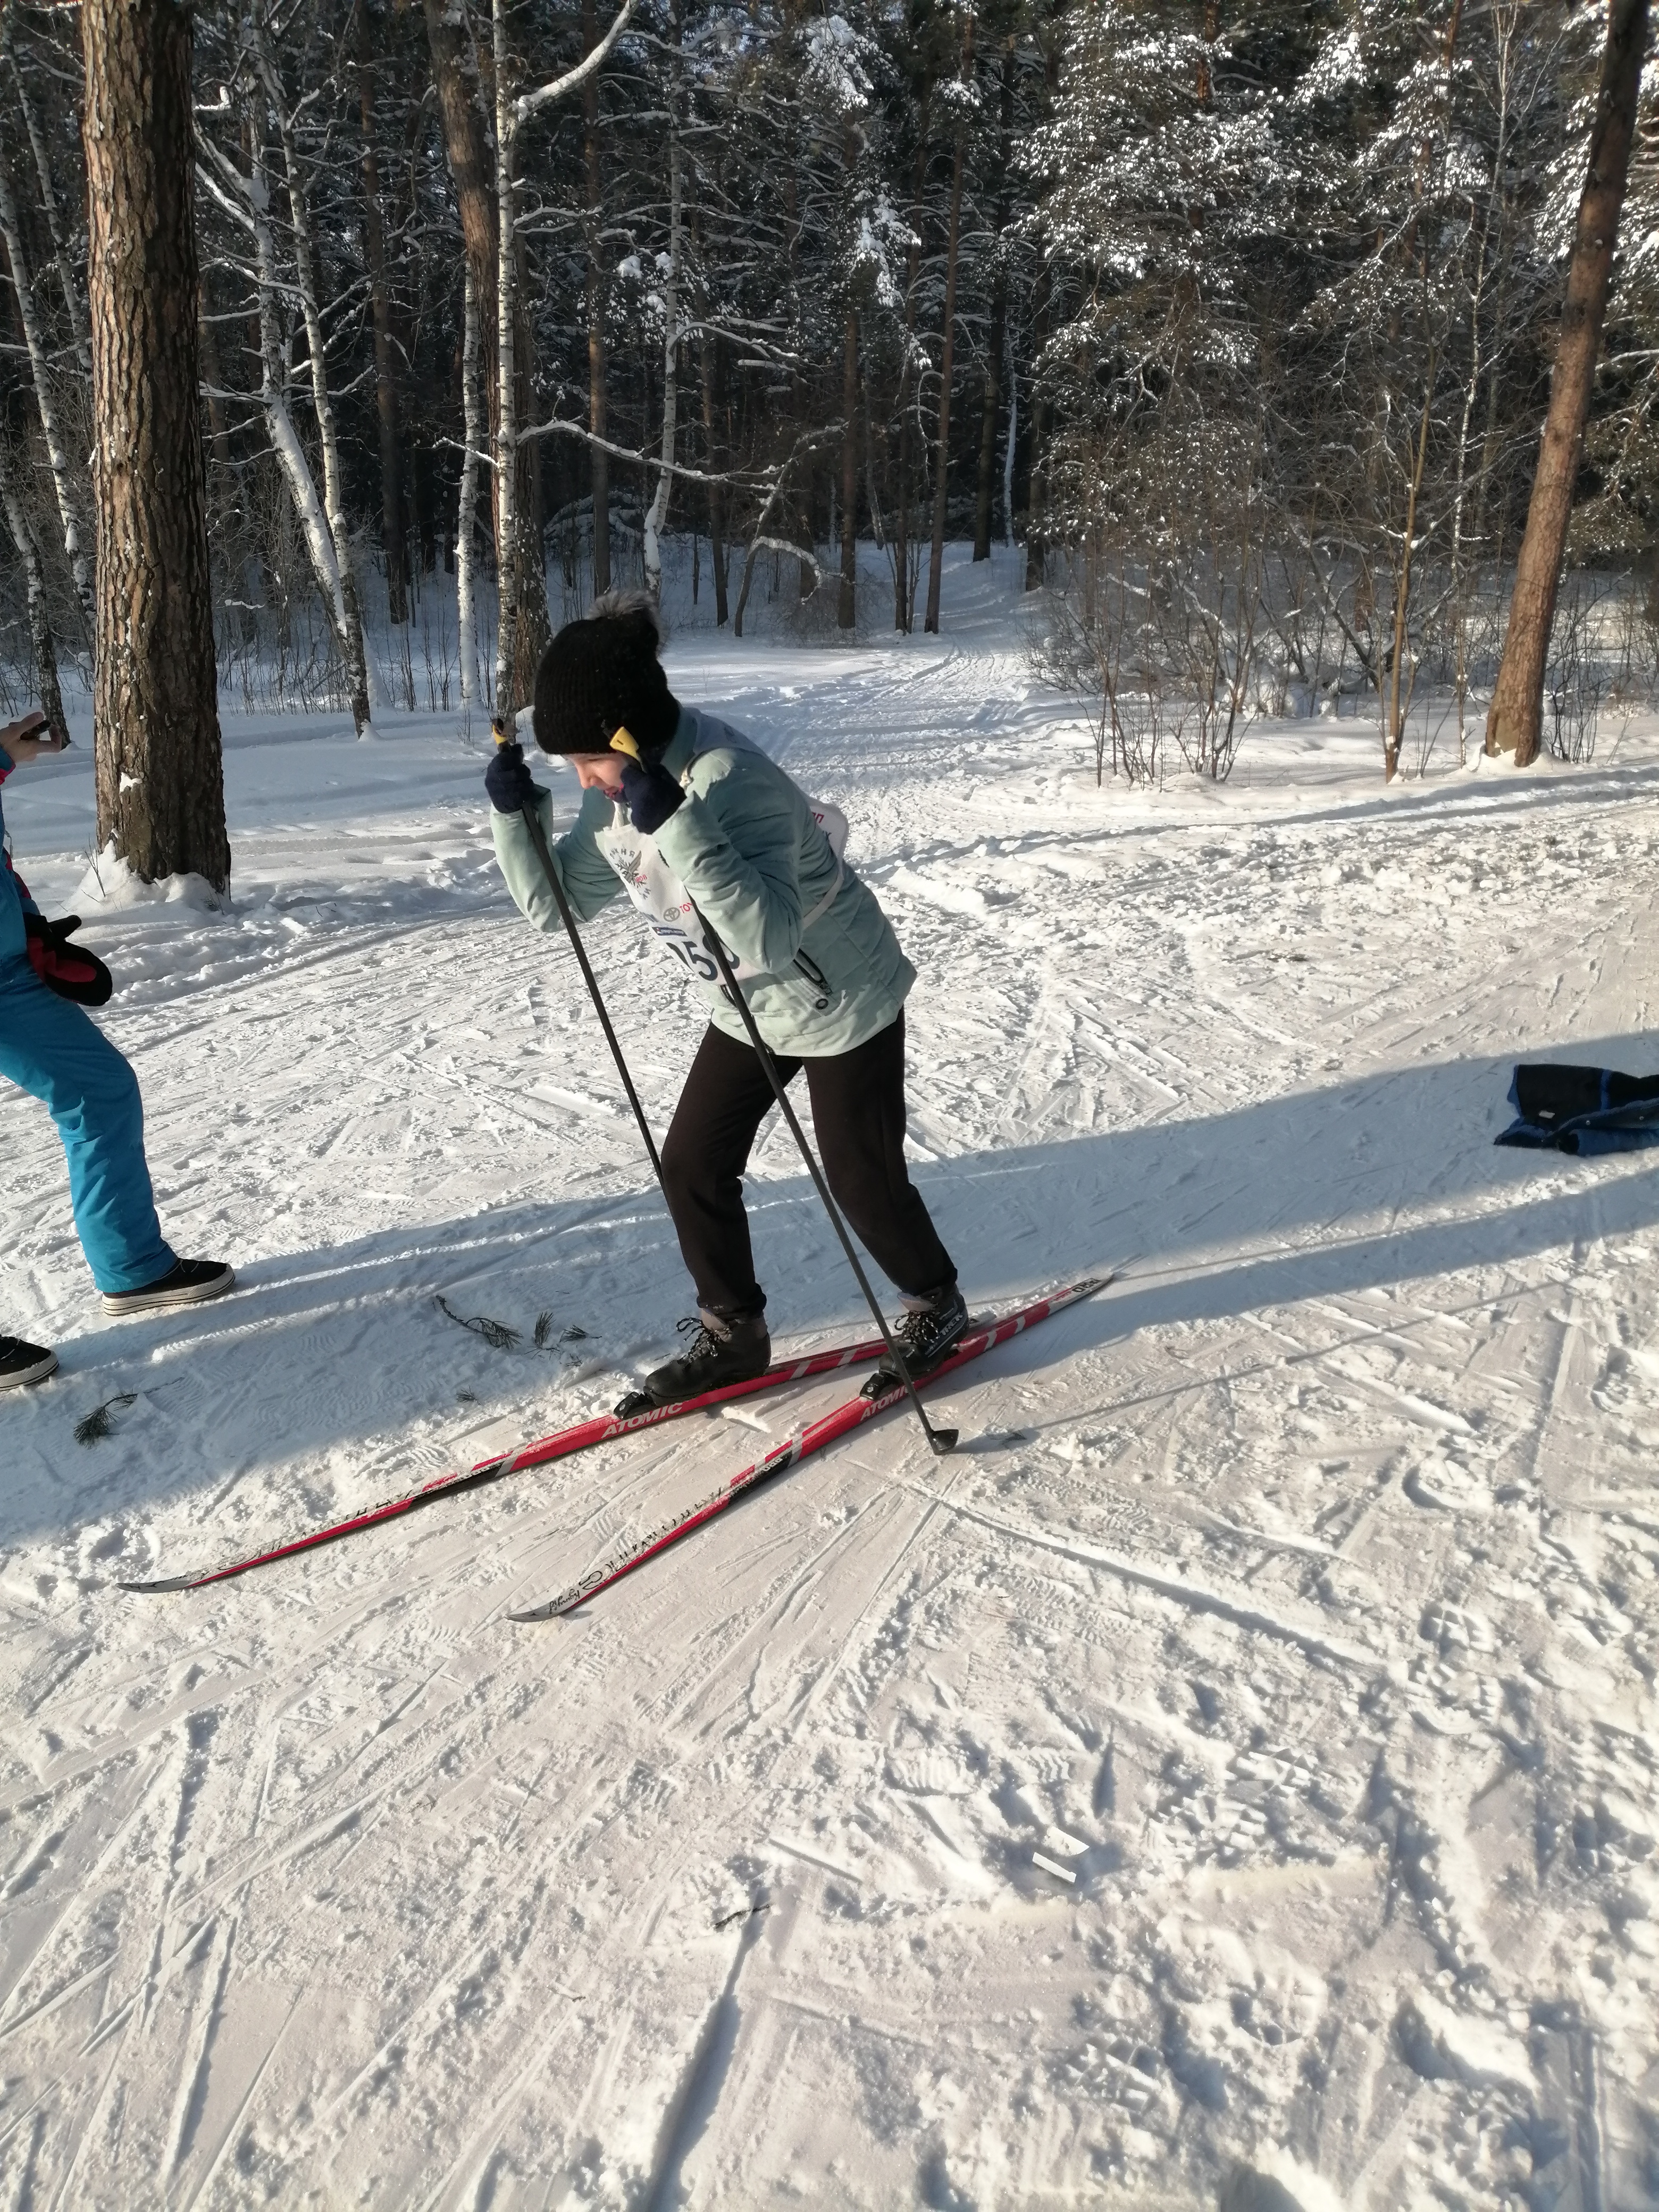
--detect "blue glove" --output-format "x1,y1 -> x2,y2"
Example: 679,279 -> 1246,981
485,739 -> 540,815
620,755 -> 685,835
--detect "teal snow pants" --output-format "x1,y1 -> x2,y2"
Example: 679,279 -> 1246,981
0,953 -> 174,1294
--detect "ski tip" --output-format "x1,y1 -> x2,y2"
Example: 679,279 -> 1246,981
118,1573 -> 202,1595
507,1601 -> 571,1623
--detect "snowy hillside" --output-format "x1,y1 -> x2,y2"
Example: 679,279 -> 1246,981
3,575 -> 1658,2209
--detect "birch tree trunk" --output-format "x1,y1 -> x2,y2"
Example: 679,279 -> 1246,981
3,28 -> 91,373
1384,352 -> 1437,781
0,437 -> 69,746
642,14 -> 682,606
1485,0 -> 1650,765
0,158 -> 95,635
244,109 -> 362,725
492,0 -> 524,713
82,0 -> 229,890
458,263 -> 483,707
583,0 -> 611,597
893,79 -> 929,633
255,18 -> 374,732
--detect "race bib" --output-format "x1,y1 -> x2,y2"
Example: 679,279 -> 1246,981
597,793 -> 848,988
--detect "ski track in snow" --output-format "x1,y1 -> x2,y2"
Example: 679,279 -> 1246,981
3,569 -> 1659,2208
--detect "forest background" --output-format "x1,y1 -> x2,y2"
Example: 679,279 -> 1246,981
2,0 -> 1657,797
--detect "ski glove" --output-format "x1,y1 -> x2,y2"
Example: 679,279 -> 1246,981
485,739 -> 541,816
619,756 -> 685,836
25,914 -> 112,1007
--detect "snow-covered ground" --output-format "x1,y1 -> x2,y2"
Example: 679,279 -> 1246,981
3,555 -> 1658,2209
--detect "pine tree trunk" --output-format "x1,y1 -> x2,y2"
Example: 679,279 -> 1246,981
425,0 -> 501,544
1484,0 -> 1649,766
973,34 -> 1014,562
83,0 -> 229,891
358,2 -> 407,624
923,21 -> 972,636
1023,30 -> 1061,592
195,284 -> 236,515
700,328 -> 728,624
974,271 -> 1006,564
583,0 -> 611,597
1024,256 -> 1051,590
839,309 -> 859,628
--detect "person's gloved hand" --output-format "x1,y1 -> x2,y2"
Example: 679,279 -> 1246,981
620,755 -> 685,835
24,914 -> 112,1006
485,739 -> 540,816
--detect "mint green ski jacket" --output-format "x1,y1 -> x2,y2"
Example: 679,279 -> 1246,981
490,705 -> 916,1057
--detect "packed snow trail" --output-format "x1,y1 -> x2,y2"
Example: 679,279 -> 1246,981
3,561 -> 1658,2208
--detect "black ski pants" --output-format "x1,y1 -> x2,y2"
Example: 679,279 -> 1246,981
660,1010 -> 956,1319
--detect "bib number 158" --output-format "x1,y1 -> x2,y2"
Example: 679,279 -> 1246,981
651,919 -> 719,982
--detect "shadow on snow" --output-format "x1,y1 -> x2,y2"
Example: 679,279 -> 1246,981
2,1033 -> 1655,1553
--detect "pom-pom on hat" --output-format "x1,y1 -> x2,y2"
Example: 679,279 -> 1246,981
531,590 -> 680,755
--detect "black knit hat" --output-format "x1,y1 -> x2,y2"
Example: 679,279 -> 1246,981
531,592 -> 680,755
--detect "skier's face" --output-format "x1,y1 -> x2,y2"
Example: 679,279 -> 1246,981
569,751 -> 627,795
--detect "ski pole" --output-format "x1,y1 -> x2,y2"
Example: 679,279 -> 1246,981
494,720 -> 665,1190
608,729 -> 957,1459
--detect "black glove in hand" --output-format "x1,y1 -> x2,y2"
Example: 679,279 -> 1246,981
620,755 -> 685,835
485,739 -> 540,816
25,913 -> 112,1006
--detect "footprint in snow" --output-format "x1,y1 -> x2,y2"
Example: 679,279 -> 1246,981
1403,1456 -> 1491,1513
1418,1600 -> 1496,1659
886,1749 -> 975,1797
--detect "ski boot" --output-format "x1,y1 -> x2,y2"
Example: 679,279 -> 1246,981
616,1308 -> 772,1415
864,1280 -> 970,1397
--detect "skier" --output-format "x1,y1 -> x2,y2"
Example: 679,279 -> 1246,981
484,593 -> 967,1407
1,709 -> 234,1390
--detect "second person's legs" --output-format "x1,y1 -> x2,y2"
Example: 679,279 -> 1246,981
0,956 -> 175,1294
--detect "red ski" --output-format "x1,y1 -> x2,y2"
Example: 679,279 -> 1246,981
120,1330 -> 893,1594
509,1277 -> 1109,1622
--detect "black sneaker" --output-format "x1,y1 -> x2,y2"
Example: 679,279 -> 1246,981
0,1336 -> 58,1389
103,1258 -> 236,1318
639,1309 -> 771,1408
872,1281 -> 970,1387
